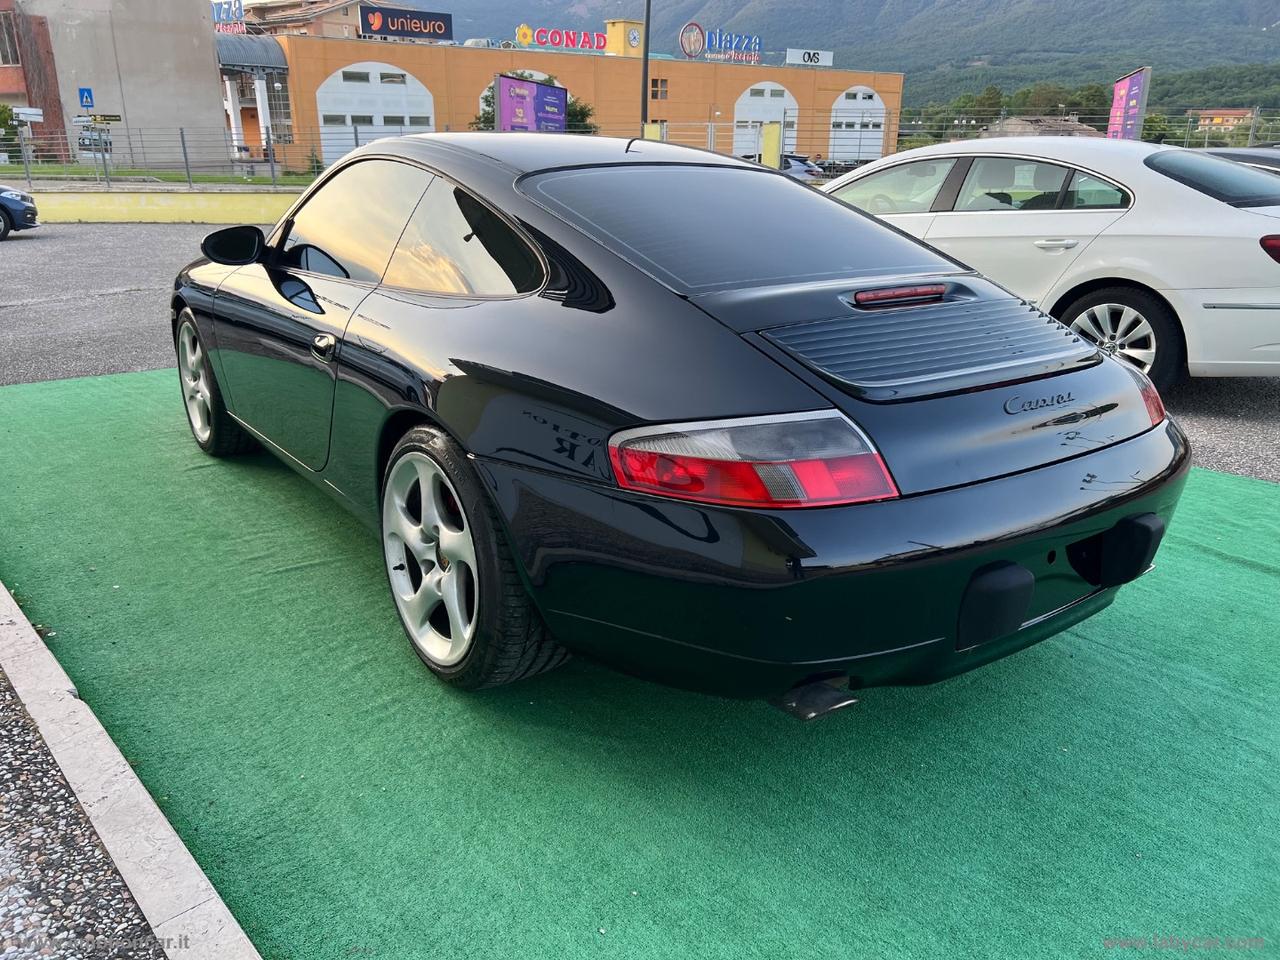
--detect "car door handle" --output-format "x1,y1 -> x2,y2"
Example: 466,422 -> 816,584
311,333 -> 337,362
1034,238 -> 1079,250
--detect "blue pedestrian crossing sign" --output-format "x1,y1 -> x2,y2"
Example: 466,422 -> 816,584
78,87 -> 94,109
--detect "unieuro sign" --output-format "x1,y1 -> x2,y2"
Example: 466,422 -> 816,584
359,4 -> 453,41
515,23 -> 607,51
678,21 -> 761,64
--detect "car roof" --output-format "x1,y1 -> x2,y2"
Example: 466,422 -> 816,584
370,131 -> 755,176
884,136 -> 1172,165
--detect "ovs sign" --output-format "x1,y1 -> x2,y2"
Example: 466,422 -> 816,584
516,23 -> 607,51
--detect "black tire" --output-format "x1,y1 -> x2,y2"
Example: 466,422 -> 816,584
0,209 -> 11,241
1058,286 -> 1185,391
174,308 -> 256,457
383,425 -> 568,689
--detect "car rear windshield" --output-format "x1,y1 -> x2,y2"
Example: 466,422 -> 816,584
1144,149 -> 1280,207
519,164 -> 954,295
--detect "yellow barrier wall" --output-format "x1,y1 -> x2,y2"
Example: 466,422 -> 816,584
35,192 -> 297,225
760,122 -> 783,169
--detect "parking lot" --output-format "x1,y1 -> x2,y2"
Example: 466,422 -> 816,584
3,223 -> 1279,482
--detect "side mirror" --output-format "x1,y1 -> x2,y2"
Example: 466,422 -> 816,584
201,225 -> 265,265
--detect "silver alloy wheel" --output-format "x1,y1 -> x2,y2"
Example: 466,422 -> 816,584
177,320 -> 213,443
1068,302 -> 1158,373
383,451 -> 479,667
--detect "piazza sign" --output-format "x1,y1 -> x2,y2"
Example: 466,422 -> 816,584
515,23 -> 608,51
678,21 -> 762,64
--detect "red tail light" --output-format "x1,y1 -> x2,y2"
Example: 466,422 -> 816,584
1260,236 -> 1280,264
1122,364 -> 1166,426
1140,378 -> 1166,426
608,411 -> 899,508
853,284 -> 946,307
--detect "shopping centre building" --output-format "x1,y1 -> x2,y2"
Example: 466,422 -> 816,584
222,3 -> 904,167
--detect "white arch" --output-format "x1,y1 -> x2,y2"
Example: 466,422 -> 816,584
733,81 -> 798,156
477,71 -> 566,115
316,61 -> 434,164
829,85 -> 886,161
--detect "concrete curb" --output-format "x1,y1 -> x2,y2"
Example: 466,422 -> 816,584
0,580 -> 261,960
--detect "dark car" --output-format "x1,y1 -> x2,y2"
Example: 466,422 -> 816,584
1204,146 -> 1280,175
172,133 -> 1189,717
0,184 -> 38,239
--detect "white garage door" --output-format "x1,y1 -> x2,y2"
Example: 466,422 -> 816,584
316,62 -> 435,164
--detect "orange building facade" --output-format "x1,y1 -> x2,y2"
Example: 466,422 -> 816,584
235,25 -> 903,169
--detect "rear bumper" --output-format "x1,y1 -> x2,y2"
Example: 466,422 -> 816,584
476,420 -> 1191,697
1163,287 -> 1280,376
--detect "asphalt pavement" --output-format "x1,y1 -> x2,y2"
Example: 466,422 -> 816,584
2,222 -> 1278,481
1,223 -> 213,385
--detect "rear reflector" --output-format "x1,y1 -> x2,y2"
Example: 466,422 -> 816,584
1261,236 -> 1280,264
853,284 -> 947,307
608,411 -> 898,509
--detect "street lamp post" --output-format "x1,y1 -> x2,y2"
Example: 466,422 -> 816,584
639,0 -> 652,127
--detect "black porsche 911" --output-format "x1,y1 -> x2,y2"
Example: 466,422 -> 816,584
172,133 -> 1189,718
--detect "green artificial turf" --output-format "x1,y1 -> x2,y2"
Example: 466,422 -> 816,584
0,369 -> 1276,959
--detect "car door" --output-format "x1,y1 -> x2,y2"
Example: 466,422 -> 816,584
827,157 -> 960,240
213,158 -> 433,470
325,174 -> 548,501
923,157 -> 1131,306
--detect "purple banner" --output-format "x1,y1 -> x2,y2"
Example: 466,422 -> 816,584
496,75 -> 568,132
1107,67 -> 1151,140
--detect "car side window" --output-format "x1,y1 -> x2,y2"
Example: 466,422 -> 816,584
382,178 -> 543,296
954,158 -> 1068,212
278,159 -> 432,283
832,159 -> 956,215
1064,170 -> 1130,209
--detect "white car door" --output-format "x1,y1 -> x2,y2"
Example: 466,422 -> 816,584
827,157 -> 961,241
924,157 -> 1130,307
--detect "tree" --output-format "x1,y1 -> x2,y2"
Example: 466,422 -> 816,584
1064,83 -> 1112,129
0,104 -> 16,154
1140,111 -> 1176,144
471,72 -> 598,134
974,84 -> 1004,114
1007,82 -> 1074,115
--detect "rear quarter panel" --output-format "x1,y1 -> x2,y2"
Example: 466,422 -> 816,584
322,251 -> 829,521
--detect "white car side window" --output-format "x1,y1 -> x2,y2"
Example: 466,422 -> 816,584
955,158 -> 1068,212
833,159 -> 956,216
1065,170 -> 1131,209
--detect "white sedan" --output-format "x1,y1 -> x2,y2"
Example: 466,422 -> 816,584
824,137 -> 1280,389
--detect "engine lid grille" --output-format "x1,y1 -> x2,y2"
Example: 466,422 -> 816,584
763,298 -> 1097,400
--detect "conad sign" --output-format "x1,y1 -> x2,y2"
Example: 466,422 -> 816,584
516,23 -> 608,51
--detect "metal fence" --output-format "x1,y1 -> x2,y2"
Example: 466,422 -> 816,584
0,118 -> 897,189
893,108 -> 1280,150
2,107 -> 1277,190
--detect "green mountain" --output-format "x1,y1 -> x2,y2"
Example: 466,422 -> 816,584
454,1 -> 1280,106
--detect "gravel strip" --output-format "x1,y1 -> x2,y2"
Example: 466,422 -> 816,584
0,667 -> 166,960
